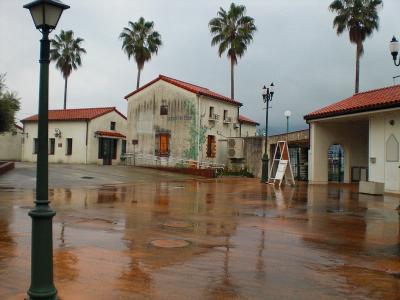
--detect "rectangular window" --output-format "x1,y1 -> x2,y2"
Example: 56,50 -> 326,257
33,138 -> 38,154
49,138 -> 55,155
209,106 -> 215,118
159,134 -> 170,157
66,138 -> 73,156
207,135 -> 216,158
110,122 -> 116,130
160,104 -> 168,115
223,110 -> 228,120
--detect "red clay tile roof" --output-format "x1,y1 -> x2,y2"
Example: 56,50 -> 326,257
305,85 -> 400,121
14,124 -> 23,130
95,130 -> 126,138
124,75 -> 242,106
22,107 -> 127,122
239,115 -> 259,125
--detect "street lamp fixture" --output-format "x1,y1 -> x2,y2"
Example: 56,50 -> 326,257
23,1 -> 69,299
284,110 -> 291,141
389,36 -> 400,67
261,82 -> 275,183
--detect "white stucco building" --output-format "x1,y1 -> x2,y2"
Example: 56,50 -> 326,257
0,124 -> 23,161
22,107 -> 127,165
125,75 -> 257,166
305,84 -> 400,193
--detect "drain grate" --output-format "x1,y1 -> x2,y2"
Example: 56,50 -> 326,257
81,176 -> 94,179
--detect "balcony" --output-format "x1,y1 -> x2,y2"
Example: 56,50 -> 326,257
223,116 -> 232,124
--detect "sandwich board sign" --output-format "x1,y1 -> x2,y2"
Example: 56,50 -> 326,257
268,141 -> 295,187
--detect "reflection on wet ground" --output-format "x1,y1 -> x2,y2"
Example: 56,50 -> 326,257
1,177 -> 400,299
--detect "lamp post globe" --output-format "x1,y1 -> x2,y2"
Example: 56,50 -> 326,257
261,82 -> 275,183
23,1 -> 69,299
389,36 -> 400,66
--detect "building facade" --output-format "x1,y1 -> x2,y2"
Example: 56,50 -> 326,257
22,107 -> 127,165
239,115 -> 258,137
125,75 -> 250,166
305,85 -> 400,193
0,124 -> 23,161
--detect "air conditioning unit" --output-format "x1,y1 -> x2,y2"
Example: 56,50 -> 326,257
227,138 -> 244,159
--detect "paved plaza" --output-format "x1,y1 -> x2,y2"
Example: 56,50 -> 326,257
0,164 -> 400,299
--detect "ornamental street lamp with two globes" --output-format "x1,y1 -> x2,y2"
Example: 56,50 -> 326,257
261,83 -> 275,183
23,0 -> 69,299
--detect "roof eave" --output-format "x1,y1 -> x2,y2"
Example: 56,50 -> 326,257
304,102 -> 400,122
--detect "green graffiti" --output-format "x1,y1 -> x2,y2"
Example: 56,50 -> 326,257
183,100 -> 207,160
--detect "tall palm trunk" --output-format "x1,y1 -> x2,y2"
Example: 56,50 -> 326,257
355,42 -> 361,94
63,77 -> 68,109
230,58 -> 235,100
136,67 -> 141,90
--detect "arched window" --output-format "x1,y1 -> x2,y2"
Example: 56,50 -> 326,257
386,134 -> 399,162
328,144 -> 344,182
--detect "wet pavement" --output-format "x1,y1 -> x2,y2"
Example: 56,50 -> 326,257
1,165 -> 400,299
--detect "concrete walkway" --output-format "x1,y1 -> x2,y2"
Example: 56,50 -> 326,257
0,162 -> 197,189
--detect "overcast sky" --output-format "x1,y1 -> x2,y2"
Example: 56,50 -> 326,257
1,0 -> 399,134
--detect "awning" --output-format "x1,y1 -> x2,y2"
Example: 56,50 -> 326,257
95,130 -> 126,139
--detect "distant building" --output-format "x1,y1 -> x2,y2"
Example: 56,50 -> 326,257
305,84 -> 400,193
0,124 -> 23,161
125,75 -> 249,165
22,107 -> 127,165
238,115 -> 259,137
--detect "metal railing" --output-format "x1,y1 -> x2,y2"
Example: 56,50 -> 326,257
122,152 -> 225,170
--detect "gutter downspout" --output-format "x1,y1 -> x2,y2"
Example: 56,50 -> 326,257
197,95 -> 201,166
238,106 -> 241,137
85,120 -> 89,164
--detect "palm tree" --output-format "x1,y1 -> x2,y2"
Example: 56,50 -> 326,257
50,30 -> 86,109
120,17 -> 162,89
329,0 -> 382,94
209,3 -> 256,100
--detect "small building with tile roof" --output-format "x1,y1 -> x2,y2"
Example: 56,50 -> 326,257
238,115 -> 259,137
21,107 -> 127,165
305,84 -> 400,193
125,74 -> 253,165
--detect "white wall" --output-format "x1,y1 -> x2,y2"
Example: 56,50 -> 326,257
0,127 -> 22,161
240,123 -> 257,137
23,121 -> 87,164
369,110 -> 400,192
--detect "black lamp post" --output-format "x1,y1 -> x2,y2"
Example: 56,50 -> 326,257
23,1 -> 69,299
284,110 -> 291,141
261,83 -> 274,183
389,36 -> 400,66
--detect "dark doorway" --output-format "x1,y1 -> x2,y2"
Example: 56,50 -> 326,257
99,138 -> 117,165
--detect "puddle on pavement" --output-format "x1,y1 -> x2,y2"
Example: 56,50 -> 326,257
1,178 -> 400,299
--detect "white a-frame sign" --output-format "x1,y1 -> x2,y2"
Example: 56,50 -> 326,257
268,141 -> 295,187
